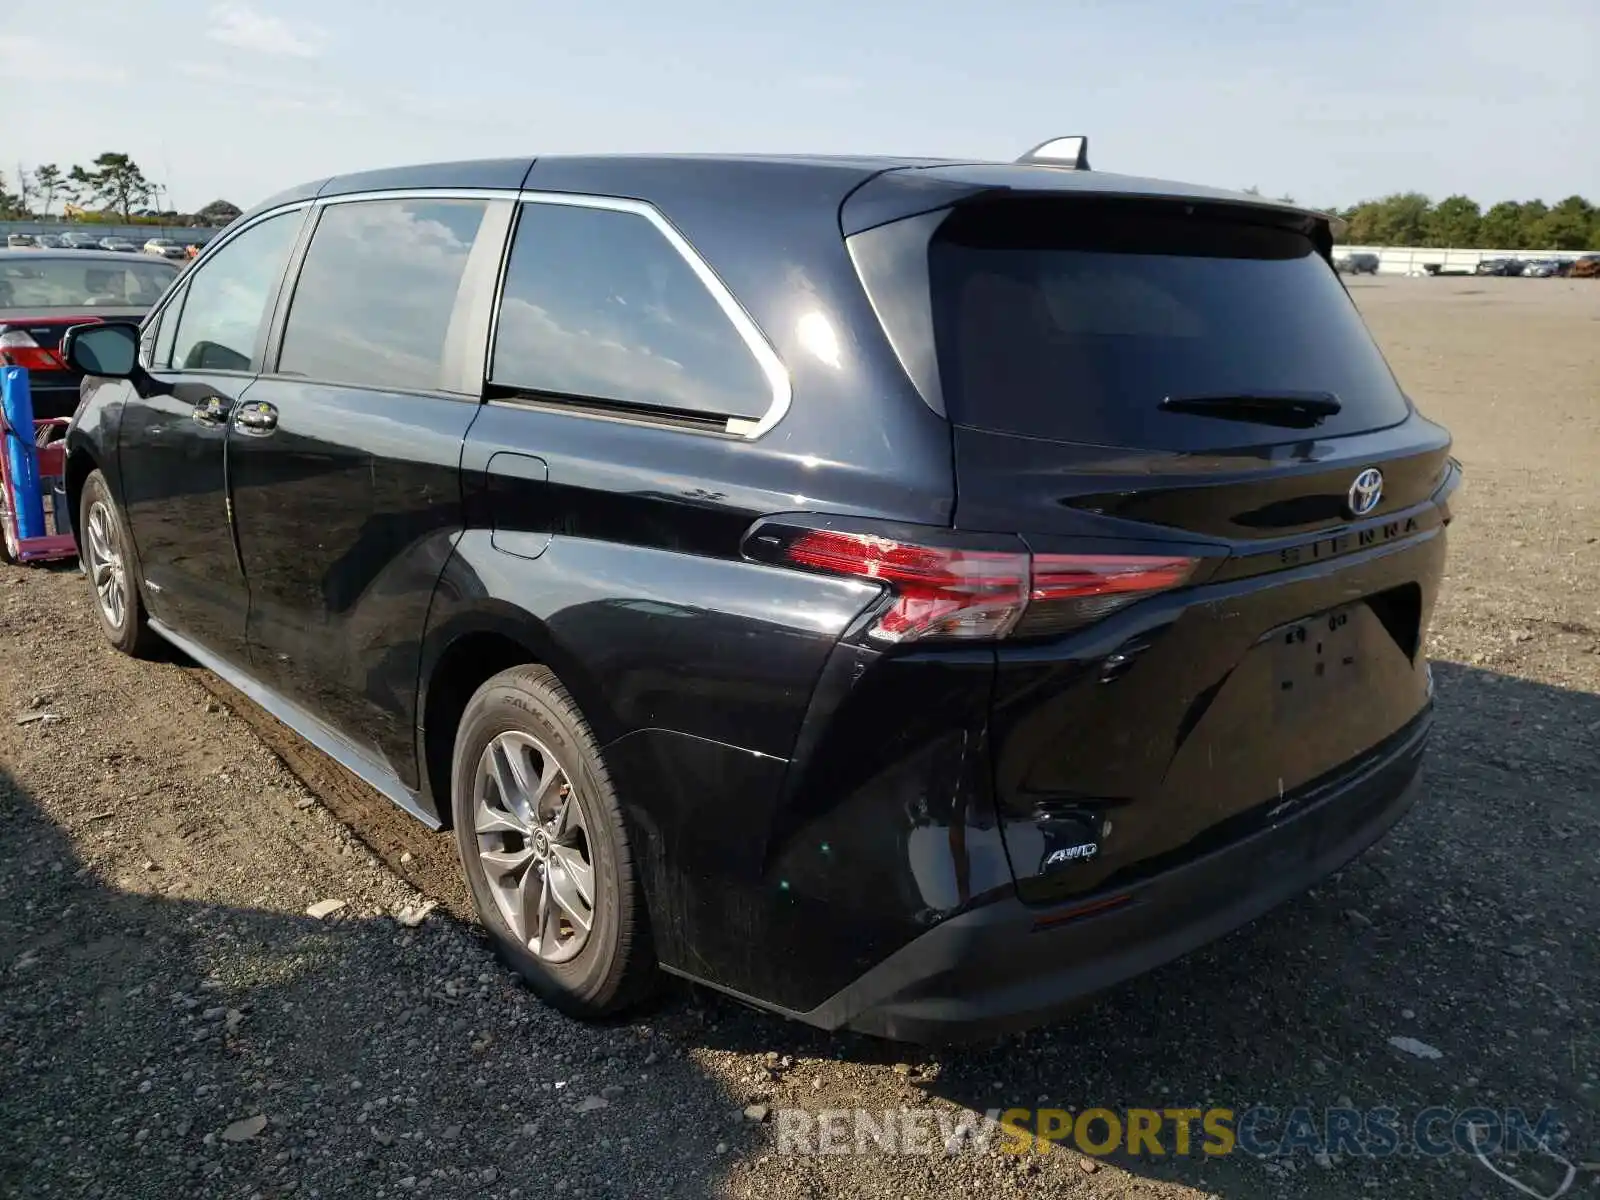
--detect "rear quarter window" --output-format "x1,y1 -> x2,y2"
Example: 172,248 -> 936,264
489,201 -> 776,425
929,202 -> 1411,451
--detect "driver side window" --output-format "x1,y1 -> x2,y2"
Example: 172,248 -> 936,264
169,210 -> 302,374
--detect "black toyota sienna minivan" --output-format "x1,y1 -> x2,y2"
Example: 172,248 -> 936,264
60,142 -> 1459,1043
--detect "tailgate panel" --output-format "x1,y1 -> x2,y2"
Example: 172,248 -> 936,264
952,423 -> 1454,542
991,527 -> 1445,903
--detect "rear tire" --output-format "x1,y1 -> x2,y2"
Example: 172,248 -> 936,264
79,469 -> 157,657
451,664 -> 656,1018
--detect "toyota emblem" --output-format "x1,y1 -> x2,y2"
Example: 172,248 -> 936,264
1348,468 -> 1384,517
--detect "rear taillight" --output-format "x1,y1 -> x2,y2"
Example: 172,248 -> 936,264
786,530 -> 1029,643
1019,554 -> 1200,637
780,529 -> 1198,644
0,330 -> 64,371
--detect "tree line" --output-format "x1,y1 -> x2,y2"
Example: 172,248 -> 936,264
0,153 -> 241,227
1327,192 -> 1599,251
5,154 -> 1597,250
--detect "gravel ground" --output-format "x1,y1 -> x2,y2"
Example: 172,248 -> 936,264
2,276 -> 1598,1199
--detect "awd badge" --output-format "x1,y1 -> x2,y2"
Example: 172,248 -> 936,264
1044,842 -> 1099,868
1038,811 -> 1108,873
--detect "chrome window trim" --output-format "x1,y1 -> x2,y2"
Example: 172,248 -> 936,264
155,200 -> 314,327
507,190 -> 793,439
271,193 -> 512,397
317,187 -> 513,205
163,190 -> 486,334
190,186 -> 793,439
154,203 -> 313,376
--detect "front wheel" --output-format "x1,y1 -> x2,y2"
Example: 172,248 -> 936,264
451,664 -> 656,1018
79,469 -> 157,657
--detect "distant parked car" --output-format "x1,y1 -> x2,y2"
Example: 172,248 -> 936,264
1335,252 -> 1380,275
0,249 -> 180,419
6,233 -> 38,249
142,237 -> 189,260
1521,258 -> 1568,278
1474,257 -> 1524,276
1571,255 -> 1600,279
57,232 -> 101,250
34,234 -> 65,249
99,237 -> 140,253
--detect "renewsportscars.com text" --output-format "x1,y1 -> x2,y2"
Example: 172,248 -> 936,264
774,1106 -> 1566,1159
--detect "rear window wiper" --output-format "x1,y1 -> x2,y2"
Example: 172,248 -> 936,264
1158,391 -> 1342,428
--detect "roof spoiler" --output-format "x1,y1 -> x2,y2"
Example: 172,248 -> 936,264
1017,136 -> 1090,170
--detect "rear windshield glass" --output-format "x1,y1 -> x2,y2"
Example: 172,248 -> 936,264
928,203 -> 1410,449
0,256 -> 178,310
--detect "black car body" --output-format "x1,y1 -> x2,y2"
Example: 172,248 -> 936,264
1474,257 -> 1524,276
0,250 -> 180,418
60,150 -> 1457,1043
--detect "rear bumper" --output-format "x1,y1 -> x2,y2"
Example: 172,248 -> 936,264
801,706 -> 1430,1044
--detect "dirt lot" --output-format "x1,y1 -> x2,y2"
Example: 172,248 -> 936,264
2,276 -> 1597,1199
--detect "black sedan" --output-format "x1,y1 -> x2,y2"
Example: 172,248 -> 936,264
1474,257 -> 1525,276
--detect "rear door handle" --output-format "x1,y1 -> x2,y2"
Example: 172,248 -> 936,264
233,400 -> 278,437
191,395 -> 230,427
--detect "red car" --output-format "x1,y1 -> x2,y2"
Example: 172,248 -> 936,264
0,250 -> 180,420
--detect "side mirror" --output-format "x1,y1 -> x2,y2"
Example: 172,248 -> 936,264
61,321 -> 141,379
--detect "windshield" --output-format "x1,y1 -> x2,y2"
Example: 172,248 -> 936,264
0,257 -> 179,309
928,201 -> 1411,450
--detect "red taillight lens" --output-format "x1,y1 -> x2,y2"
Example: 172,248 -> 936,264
786,530 -> 1030,643
0,330 -> 64,371
1019,554 -> 1200,636
781,531 -> 1198,644
1030,555 -> 1198,601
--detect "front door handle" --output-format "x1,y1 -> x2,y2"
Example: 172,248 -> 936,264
233,400 -> 279,437
191,395 -> 230,427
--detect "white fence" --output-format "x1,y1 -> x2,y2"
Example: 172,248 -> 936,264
1,219 -> 218,243
1339,244 -> 1597,275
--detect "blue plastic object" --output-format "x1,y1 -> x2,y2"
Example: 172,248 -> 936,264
2,366 -> 47,541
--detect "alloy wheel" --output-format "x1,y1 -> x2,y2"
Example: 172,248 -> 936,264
473,731 -> 596,964
84,500 -> 127,631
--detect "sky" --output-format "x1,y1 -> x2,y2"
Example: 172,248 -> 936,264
2,0 -> 1596,213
